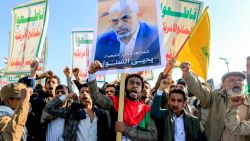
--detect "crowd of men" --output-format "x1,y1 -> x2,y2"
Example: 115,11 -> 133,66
0,56 -> 250,141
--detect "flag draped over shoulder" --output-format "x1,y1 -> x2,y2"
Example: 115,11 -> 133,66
176,7 -> 210,80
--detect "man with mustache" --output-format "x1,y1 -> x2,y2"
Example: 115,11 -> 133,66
223,56 -> 250,138
44,83 -> 110,141
88,60 -> 157,141
95,0 -> 161,69
180,61 -> 250,141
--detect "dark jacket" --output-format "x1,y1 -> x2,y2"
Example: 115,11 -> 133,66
17,76 -> 48,141
26,90 -> 52,141
151,94 -> 205,141
44,96 -> 110,141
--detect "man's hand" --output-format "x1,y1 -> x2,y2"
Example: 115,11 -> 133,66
246,56 -> 250,74
180,61 -> 190,76
39,70 -> 54,79
115,121 -> 127,133
72,68 -> 80,78
67,92 -> 78,101
30,60 -> 39,78
88,61 -> 103,74
20,88 -> 33,101
229,95 -> 245,108
155,72 -> 169,91
63,66 -> 71,78
163,57 -> 175,75
159,76 -> 171,91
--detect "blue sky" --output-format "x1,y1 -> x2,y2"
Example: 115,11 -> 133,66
0,0 -> 97,84
1,0 -> 250,86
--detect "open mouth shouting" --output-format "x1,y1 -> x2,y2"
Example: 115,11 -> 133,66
48,87 -> 54,94
129,89 -> 138,98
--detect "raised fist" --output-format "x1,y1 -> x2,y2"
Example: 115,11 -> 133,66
72,68 -> 79,78
180,61 -> 190,76
63,66 -> 71,78
88,60 -> 103,74
20,88 -> 33,101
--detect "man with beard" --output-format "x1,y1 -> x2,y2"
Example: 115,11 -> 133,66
95,0 -> 161,69
223,56 -> 250,138
150,84 -> 204,141
87,60 -> 157,141
44,83 -> 110,141
180,61 -> 250,141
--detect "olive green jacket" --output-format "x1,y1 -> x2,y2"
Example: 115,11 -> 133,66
183,72 -> 250,141
0,100 -> 29,141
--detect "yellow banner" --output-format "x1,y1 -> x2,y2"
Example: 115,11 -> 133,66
177,7 -> 210,80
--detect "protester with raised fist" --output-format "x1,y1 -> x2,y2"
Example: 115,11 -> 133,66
180,60 -> 250,141
0,83 -> 32,141
224,56 -> 250,137
88,60 -> 157,141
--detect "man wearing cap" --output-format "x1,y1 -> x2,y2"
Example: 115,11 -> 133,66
180,61 -> 250,141
223,56 -> 250,138
0,83 -> 32,141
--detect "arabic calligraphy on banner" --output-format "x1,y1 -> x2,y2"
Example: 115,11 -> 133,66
92,0 -> 165,75
4,37 -> 47,77
161,0 -> 203,58
0,75 -> 21,89
72,30 -> 105,82
5,0 -> 48,74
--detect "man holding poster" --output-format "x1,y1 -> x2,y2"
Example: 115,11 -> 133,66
94,0 -> 163,71
88,60 -> 157,141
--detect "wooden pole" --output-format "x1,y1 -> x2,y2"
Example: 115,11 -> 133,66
116,73 -> 126,141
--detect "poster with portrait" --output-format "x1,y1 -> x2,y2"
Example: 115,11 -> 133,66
72,30 -> 105,82
91,0 -> 165,74
161,0 -> 203,58
5,0 -> 48,74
